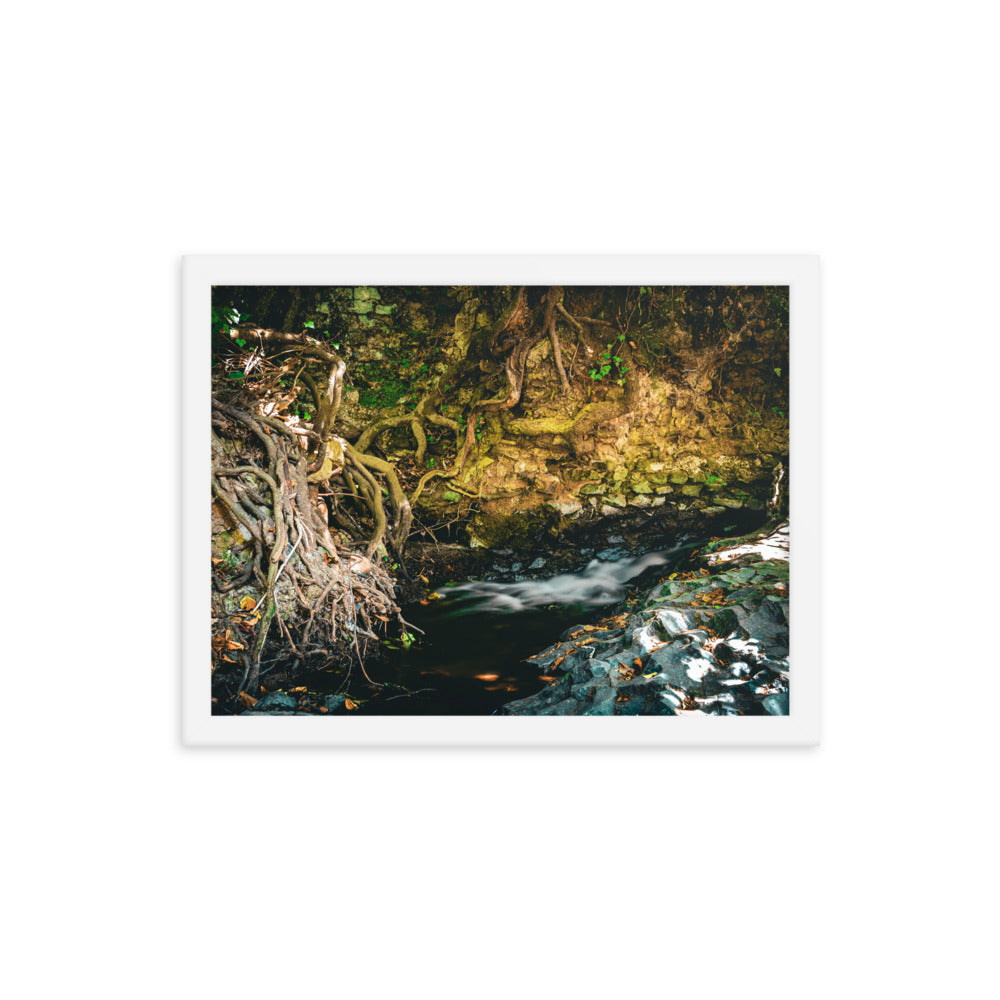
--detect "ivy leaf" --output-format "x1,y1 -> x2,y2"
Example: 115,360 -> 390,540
235,338 -> 246,347
303,320 -> 315,329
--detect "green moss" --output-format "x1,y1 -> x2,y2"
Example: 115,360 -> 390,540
709,607 -> 740,636
469,508 -> 559,548
754,559 -> 789,581
356,376 -> 407,408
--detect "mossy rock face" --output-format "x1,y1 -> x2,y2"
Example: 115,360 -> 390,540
468,503 -> 561,549
278,286 -> 786,547
211,525 -> 252,560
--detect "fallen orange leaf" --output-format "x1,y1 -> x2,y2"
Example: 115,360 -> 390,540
240,596 -> 256,610
475,674 -> 500,682
345,698 -> 358,711
289,686 -> 307,694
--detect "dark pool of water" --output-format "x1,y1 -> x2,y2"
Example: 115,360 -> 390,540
308,598 -> 602,715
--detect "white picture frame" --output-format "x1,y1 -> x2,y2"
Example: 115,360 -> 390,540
183,255 -> 820,746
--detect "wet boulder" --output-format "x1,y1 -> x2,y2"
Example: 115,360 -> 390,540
762,691 -> 790,715
570,657 -> 613,684
246,691 -> 299,713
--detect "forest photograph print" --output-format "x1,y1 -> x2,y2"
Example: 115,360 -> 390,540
209,283 -> 790,719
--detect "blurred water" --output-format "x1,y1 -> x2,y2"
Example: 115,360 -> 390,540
442,548 -> 685,612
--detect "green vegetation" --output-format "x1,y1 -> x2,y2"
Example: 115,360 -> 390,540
589,333 -> 629,386
348,337 -> 429,408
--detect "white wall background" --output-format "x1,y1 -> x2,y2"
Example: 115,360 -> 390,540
4,3 -> 995,998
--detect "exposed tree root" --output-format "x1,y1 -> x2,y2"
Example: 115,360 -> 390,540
211,327 -> 410,701
503,402 -> 598,437
543,288 -> 571,392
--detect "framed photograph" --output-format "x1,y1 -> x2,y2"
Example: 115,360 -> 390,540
182,255 -> 819,745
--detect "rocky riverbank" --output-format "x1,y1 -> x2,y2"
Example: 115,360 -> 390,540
499,522 -> 790,716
